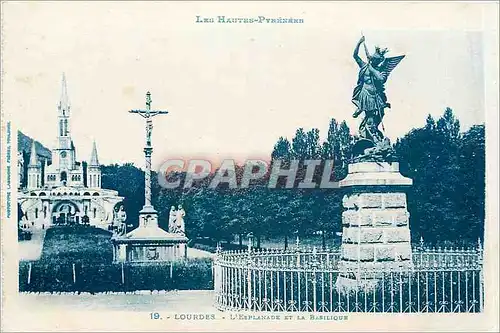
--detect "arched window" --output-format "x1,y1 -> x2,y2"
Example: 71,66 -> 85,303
83,192 -> 90,196
97,175 -> 100,187
93,208 -> 97,218
60,171 -> 67,182
92,192 -> 99,196
60,120 -> 64,136
35,208 -> 38,219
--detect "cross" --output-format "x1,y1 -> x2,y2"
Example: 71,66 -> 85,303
129,91 -> 169,147
129,91 -> 169,208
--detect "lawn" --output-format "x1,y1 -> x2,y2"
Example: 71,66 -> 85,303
21,226 -> 214,292
39,225 -> 113,264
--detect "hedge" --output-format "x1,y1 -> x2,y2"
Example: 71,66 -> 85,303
19,258 -> 213,293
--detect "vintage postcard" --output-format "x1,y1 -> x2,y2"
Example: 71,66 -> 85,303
1,1 -> 499,332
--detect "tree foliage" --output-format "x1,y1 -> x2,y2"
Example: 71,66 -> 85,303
101,109 -> 485,247
395,108 -> 484,244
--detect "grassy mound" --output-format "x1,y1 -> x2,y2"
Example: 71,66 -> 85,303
40,226 -> 113,264
21,226 -> 215,292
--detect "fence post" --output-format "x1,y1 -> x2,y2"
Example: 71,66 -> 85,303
121,262 -> 125,284
170,262 -> 173,279
213,242 -> 221,303
312,247 -> 318,312
27,262 -> 32,285
478,238 -> 484,312
72,263 -> 76,284
247,237 -> 253,311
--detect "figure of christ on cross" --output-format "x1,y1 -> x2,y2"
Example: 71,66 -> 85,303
129,91 -> 169,208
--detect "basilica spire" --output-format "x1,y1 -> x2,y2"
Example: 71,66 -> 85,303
58,72 -> 70,116
27,140 -> 41,189
28,140 -> 40,167
57,73 -> 72,148
89,141 -> 100,166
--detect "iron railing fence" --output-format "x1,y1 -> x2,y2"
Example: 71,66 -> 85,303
213,240 -> 484,313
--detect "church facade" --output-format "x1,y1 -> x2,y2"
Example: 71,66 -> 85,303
18,74 -> 124,230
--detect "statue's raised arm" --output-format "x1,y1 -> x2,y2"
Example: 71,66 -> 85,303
353,36 -> 367,68
350,37 -> 405,162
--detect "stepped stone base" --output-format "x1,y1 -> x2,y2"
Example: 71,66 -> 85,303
112,205 -> 189,263
336,162 -> 414,292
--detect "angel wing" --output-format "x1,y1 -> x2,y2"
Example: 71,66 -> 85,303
379,55 -> 405,77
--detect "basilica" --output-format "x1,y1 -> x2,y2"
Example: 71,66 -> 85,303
18,74 -> 124,230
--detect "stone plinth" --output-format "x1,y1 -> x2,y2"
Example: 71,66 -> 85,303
111,205 -> 189,263
336,162 -> 414,292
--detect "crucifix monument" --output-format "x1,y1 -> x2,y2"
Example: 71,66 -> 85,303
129,91 -> 169,223
112,92 -> 188,262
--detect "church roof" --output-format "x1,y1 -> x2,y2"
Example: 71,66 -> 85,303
89,141 -> 99,166
28,140 -> 40,167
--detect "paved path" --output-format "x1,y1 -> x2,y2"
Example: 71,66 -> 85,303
18,228 -> 46,261
17,290 -> 217,312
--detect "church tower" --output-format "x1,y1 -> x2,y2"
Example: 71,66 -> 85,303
58,73 -> 71,149
87,141 -> 101,188
27,140 -> 41,190
56,73 -> 77,171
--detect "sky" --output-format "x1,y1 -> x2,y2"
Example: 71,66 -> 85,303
2,2 -> 488,170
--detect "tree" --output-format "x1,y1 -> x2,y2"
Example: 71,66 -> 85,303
101,163 -> 145,229
457,124 -> 485,243
305,128 -> 320,159
395,108 -> 484,245
271,137 -> 292,160
291,128 -> 308,159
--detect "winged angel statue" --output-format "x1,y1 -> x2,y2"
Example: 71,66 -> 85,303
351,35 -> 405,162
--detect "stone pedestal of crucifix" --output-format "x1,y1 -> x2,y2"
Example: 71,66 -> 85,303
112,92 -> 188,263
